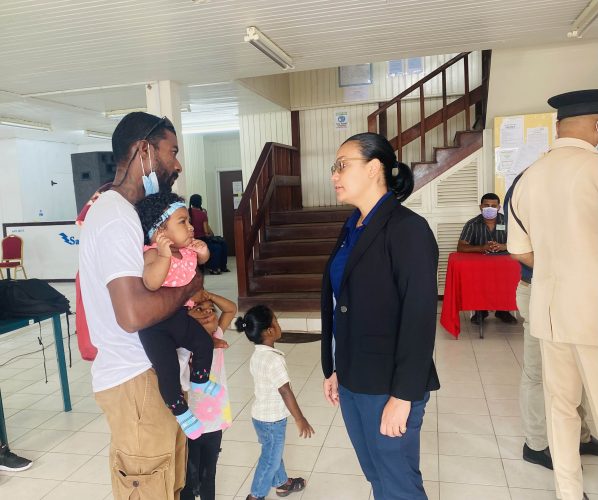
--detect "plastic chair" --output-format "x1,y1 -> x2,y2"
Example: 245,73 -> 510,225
0,235 -> 27,279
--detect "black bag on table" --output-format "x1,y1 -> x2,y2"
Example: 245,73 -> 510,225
0,279 -> 71,320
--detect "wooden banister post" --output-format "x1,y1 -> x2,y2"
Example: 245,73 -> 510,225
368,114 -> 377,133
419,86 -> 426,162
442,69 -> 448,147
396,99 -> 403,162
464,55 -> 471,130
378,103 -> 388,138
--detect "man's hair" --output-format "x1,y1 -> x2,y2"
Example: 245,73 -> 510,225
111,112 -> 176,164
481,192 -> 500,204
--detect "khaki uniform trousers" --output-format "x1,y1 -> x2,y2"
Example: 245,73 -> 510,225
95,369 -> 187,500
540,336 -> 598,500
516,281 -> 592,451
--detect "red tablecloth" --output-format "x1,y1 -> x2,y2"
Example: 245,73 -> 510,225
440,252 -> 520,338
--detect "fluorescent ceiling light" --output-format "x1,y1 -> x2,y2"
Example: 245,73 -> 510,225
85,130 -> 112,139
105,107 -> 191,118
568,0 -> 598,38
104,107 -> 147,119
244,27 -> 294,70
0,117 -> 51,131
188,81 -> 232,88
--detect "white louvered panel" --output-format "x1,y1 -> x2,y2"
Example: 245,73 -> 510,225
404,191 -> 423,210
436,222 -> 466,293
436,160 -> 479,207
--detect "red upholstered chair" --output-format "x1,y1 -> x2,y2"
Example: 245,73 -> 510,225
0,235 -> 27,279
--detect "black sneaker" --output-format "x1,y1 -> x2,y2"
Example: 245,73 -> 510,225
471,310 -> 489,325
522,443 -> 553,469
0,444 -> 32,471
580,435 -> 598,455
495,310 -> 518,324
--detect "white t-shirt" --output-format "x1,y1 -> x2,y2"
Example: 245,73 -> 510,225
79,190 -> 152,392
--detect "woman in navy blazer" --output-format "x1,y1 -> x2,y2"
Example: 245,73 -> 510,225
321,133 -> 440,500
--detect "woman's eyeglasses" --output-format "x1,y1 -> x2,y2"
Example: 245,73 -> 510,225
330,157 -> 367,175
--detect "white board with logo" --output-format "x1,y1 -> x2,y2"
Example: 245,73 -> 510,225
3,222 -> 80,281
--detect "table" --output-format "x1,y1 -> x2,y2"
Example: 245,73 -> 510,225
440,252 -> 520,339
0,313 -> 71,445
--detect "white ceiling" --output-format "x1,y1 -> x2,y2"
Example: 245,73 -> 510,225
0,0 -> 595,140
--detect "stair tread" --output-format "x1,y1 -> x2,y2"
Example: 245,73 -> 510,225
256,255 -> 328,261
267,222 -> 343,228
253,273 -> 322,279
241,292 -> 320,297
263,238 -> 338,244
270,206 -> 352,214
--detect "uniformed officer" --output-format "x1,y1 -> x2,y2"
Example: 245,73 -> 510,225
508,89 -> 598,500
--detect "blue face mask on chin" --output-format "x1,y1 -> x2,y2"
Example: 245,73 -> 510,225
142,171 -> 159,196
141,148 -> 160,196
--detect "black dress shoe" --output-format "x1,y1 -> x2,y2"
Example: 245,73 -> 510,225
523,443 -> 553,469
471,310 -> 489,325
495,310 -> 518,324
580,435 -> 598,455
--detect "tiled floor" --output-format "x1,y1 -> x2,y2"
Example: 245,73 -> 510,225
1,264 -> 597,499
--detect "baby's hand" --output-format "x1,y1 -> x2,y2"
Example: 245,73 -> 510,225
156,232 -> 173,257
189,239 -> 210,264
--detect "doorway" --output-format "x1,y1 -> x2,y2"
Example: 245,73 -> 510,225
218,170 -> 243,256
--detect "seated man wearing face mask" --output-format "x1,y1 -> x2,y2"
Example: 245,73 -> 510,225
457,192 -> 517,325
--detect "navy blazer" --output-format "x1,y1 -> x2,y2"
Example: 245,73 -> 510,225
321,195 -> 440,401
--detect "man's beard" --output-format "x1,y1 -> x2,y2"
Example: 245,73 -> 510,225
156,160 -> 178,193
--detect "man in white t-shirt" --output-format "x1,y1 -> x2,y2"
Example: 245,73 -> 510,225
79,112 -> 203,500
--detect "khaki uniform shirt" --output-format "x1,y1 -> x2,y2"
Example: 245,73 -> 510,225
508,138 -> 598,346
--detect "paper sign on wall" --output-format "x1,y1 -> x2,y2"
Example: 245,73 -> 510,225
499,116 -> 524,148
232,181 -> 243,195
335,111 -> 349,129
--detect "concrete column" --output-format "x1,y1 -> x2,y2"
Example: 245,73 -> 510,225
145,80 -> 187,196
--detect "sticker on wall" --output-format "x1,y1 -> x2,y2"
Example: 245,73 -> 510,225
335,111 -> 349,129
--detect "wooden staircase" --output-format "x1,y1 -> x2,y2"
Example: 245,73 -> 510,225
237,206 -> 351,311
235,51 -> 491,312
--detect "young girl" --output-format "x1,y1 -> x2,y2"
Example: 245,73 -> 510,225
180,290 -> 236,500
235,305 -> 314,500
135,192 -> 222,440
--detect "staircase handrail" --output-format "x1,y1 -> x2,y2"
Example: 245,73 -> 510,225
234,142 -> 301,297
367,51 -> 491,164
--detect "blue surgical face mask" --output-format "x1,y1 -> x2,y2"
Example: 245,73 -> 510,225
141,148 -> 159,196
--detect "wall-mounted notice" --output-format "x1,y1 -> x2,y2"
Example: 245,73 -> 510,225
499,115 -> 524,148
232,181 -> 243,195
335,111 -> 349,129
494,112 -> 556,200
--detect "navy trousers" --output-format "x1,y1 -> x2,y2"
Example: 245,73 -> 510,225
339,384 -> 430,500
